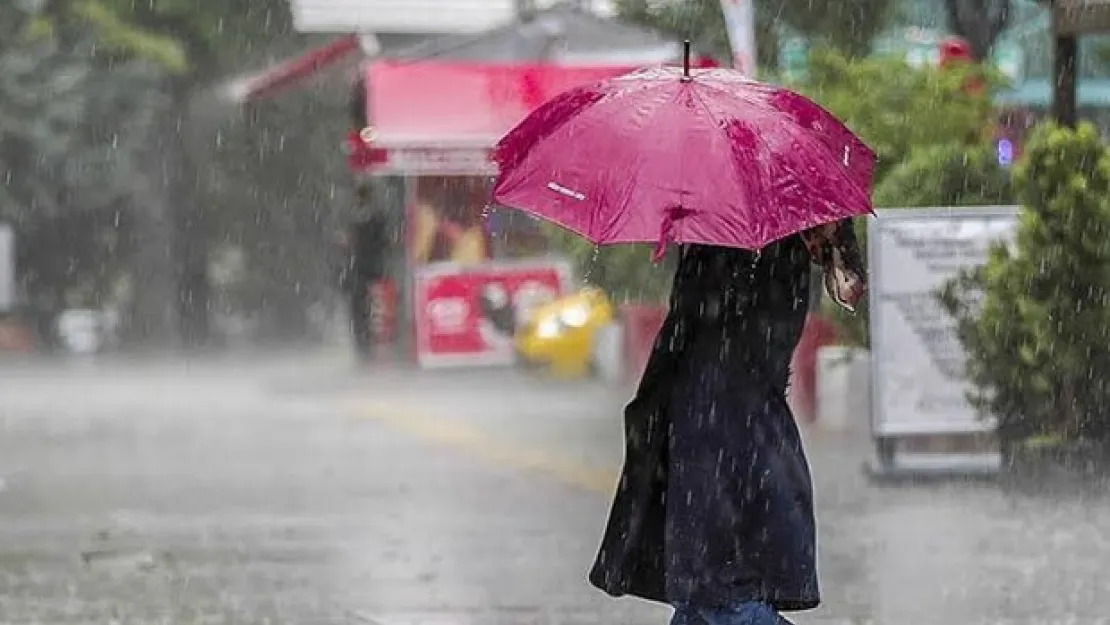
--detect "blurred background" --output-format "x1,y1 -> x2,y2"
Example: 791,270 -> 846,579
0,0 -> 1074,356
1,0 -> 1109,624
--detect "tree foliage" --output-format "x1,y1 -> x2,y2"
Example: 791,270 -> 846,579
940,122 -> 1110,448
874,142 -> 1014,208
87,0 -> 293,78
202,89 -> 355,338
546,229 -> 677,305
795,49 -> 998,184
80,0 -> 299,345
0,1 -> 167,308
781,0 -> 895,58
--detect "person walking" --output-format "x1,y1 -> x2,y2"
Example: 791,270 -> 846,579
588,220 -> 865,625
337,213 -> 393,363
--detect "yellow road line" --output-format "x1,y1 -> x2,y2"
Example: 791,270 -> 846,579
358,402 -> 617,494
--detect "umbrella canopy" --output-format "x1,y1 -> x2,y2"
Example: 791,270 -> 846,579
492,64 -> 876,258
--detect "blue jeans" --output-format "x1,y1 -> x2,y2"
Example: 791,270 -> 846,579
670,602 -> 793,625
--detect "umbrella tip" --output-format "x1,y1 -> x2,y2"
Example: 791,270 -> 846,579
682,40 -> 691,78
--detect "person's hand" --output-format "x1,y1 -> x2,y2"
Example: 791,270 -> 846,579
824,259 -> 866,313
803,221 -> 867,313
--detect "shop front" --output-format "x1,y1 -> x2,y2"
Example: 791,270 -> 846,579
347,60 -> 645,368
233,2 -> 719,367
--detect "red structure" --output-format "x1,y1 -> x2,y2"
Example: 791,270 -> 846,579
368,278 -> 399,355
938,36 -> 974,68
938,36 -> 986,96
789,315 -> 839,425
228,35 -> 362,102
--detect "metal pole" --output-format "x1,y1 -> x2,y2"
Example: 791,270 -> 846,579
719,0 -> 758,76
1053,34 -> 1078,127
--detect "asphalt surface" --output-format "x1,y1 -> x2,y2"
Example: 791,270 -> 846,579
1,350 -> 1108,625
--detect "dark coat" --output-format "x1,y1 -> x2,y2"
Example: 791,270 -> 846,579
589,238 -> 819,611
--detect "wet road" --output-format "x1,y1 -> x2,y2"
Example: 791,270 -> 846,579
0,351 -> 1107,624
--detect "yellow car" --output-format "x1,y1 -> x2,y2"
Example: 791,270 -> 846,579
515,287 -> 615,378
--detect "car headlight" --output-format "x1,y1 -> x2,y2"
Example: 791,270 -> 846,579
559,305 -> 590,328
535,318 -> 563,339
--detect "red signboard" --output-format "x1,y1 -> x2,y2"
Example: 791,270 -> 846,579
413,259 -> 573,368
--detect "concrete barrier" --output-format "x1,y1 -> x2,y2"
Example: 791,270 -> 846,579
593,322 -> 624,382
815,346 -> 871,432
789,315 -> 840,424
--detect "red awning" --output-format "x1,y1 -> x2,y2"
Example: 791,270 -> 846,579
354,57 -> 717,175
366,60 -> 636,147
228,35 -> 361,103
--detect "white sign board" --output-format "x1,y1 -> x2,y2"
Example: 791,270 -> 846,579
0,224 -> 13,313
868,208 -> 1019,437
291,0 -> 614,34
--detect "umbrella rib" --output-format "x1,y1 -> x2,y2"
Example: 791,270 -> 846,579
686,83 -> 769,245
494,68 -> 875,253
703,81 -> 872,239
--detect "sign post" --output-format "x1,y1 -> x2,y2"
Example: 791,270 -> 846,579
0,223 -> 13,314
1049,0 -> 1110,126
867,207 -> 1020,480
719,0 -> 757,76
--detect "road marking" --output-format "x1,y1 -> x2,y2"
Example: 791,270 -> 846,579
357,402 -> 617,494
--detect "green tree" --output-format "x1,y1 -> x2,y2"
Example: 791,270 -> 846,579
941,122 -> 1110,451
546,229 -> 677,305
0,1 -> 168,319
206,89 -> 356,340
61,0 -> 298,345
796,49 -> 997,184
37,0 -> 186,68
874,142 -> 1014,208
783,0 -> 896,57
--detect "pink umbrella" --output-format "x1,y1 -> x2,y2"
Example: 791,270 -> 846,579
491,45 -> 876,260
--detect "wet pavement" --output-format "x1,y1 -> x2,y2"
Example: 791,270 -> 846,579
0,350 -> 1108,624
